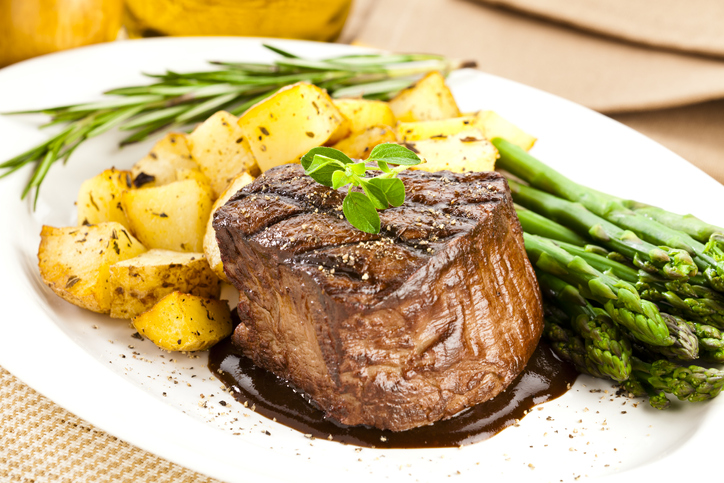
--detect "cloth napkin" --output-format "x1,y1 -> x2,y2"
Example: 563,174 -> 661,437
344,0 -> 724,182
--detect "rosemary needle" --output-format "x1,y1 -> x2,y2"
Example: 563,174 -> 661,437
1,43 -> 473,207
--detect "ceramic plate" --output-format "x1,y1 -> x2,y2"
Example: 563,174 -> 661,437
0,37 -> 721,483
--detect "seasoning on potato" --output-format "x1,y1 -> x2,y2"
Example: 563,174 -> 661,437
132,292 -> 233,352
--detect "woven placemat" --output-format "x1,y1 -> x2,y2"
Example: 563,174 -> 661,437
0,365 -> 223,483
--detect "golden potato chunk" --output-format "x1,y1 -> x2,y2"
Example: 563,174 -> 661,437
131,132 -> 198,188
238,82 -> 344,172
77,168 -> 133,229
38,222 -> 147,313
188,110 -> 259,198
121,179 -> 212,252
203,172 -> 255,282
109,249 -> 220,319
397,116 -> 477,142
405,129 -> 498,173
331,125 -> 397,160
132,292 -> 232,351
388,71 -> 460,122
332,99 -> 396,134
475,110 -> 537,151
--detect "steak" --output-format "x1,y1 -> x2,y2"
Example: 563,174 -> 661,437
213,164 -> 543,431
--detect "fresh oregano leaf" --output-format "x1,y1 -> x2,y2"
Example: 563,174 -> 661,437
301,146 -> 353,170
360,179 -> 388,210
367,143 -> 422,166
368,177 -> 405,207
349,162 -> 367,176
332,170 -> 354,189
376,160 -> 392,173
343,191 -> 380,234
304,154 -> 345,187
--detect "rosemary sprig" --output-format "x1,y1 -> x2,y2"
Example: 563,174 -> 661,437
1,44 -> 472,207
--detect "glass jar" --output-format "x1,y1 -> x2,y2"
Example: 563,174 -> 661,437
123,0 -> 353,42
0,0 -> 123,68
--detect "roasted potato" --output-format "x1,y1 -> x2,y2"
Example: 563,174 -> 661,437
203,172 -> 255,282
397,116 -> 477,142
132,291 -> 232,351
331,125 -> 397,160
237,82 -> 344,172
131,132 -> 198,188
405,129 -> 498,173
388,71 -> 460,122
109,249 -> 220,319
121,179 -> 213,252
76,168 -> 133,229
188,110 -> 259,198
331,99 -> 396,134
38,222 -> 147,313
475,110 -> 537,151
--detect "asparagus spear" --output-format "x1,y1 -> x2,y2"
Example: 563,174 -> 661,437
543,312 -> 607,380
623,201 -> 724,244
621,374 -> 671,410
524,233 -> 674,346
548,238 -> 724,329
632,357 -> 724,402
514,204 -> 590,246
636,313 -> 698,361
495,138 -> 724,290
537,271 -> 632,381
509,180 -> 697,280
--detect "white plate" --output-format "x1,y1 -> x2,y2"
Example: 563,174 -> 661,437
0,37 -> 721,483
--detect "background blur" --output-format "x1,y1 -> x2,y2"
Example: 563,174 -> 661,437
1,0 -> 722,183
1,0 -> 723,482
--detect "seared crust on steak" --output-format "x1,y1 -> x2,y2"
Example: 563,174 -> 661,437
213,164 -> 543,431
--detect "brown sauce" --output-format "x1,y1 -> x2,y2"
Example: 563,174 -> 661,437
208,333 -> 577,449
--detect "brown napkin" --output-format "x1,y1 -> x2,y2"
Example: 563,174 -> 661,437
347,0 -> 724,113
475,0 -> 724,58
344,0 -> 724,183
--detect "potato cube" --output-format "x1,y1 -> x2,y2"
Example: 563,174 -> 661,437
331,125 -> 397,160
238,82 -> 344,172
131,133 -> 198,188
333,99 -> 396,133
397,116 -> 477,142
77,168 -> 133,229
405,129 -> 498,173
38,222 -> 147,313
132,292 -> 232,351
188,110 -> 259,198
109,249 -> 220,319
388,71 -> 460,122
203,172 -> 255,282
121,179 -> 212,253
475,111 -> 537,151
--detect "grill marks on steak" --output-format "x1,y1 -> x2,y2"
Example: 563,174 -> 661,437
213,164 -> 543,431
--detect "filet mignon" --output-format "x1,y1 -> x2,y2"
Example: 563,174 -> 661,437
213,164 -> 543,431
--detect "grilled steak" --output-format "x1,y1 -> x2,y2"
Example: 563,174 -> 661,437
213,164 -> 543,431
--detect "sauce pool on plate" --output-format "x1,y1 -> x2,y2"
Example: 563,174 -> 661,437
208,319 -> 578,448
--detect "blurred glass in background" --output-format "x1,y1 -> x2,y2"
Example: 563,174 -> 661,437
0,0 -> 352,68
123,0 -> 352,41
0,0 -> 123,68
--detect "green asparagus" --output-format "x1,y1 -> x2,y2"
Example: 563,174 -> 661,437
537,271 -> 632,381
495,137 -> 724,291
509,180 -> 696,280
524,233 -> 674,346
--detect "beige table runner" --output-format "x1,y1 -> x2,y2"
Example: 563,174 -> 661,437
0,366 -> 222,483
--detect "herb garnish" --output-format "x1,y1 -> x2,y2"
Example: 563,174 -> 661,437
1,44 -> 470,207
301,144 -> 421,234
